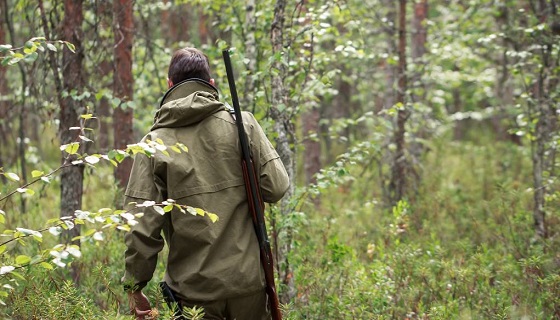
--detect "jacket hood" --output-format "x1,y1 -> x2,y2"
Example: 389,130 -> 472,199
151,79 -> 225,130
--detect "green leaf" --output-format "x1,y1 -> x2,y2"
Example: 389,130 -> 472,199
84,155 -> 100,164
39,262 -> 54,270
207,212 -> 219,223
153,206 -> 165,215
0,44 -> 12,53
31,170 -> 44,178
0,214 -> 4,224
80,113 -> 93,120
65,42 -> 76,53
63,142 -> 80,155
195,208 -> 205,216
186,207 -> 197,216
177,143 -> 188,152
111,97 -> 121,107
1,56 -> 13,66
11,271 -> 25,280
0,245 -> 6,254
23,52 -> 38,63
163,205 -> 174,212
4,172 -> 20,182
15,255 -> 31,265
46,43 -> 57,52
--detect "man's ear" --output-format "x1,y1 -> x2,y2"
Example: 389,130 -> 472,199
209,78 -> 215,86
167,79 -> 173,88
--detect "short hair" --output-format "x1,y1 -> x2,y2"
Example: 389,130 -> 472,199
167,47 -> 211,84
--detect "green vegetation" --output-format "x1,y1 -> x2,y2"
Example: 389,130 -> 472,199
1,0 -> 559,319
3,131 -> 558,319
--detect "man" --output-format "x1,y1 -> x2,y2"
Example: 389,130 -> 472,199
123,47 -> 290,319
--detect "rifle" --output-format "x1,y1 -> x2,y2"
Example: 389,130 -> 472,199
222,49 -> 283,320
159,281 -> 185,320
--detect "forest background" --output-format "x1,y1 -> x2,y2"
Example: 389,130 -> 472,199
0,0 -> 559,319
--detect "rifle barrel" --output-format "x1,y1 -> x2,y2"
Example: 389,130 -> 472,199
222,49 -> 283,320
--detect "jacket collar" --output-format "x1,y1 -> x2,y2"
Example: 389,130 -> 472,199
159,79 -> 219,107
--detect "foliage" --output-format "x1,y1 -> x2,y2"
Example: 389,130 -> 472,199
1,0 -> 559,318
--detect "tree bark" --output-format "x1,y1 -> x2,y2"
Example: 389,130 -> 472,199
0,2 -> 8,185
243,0 -> 257,111
113,0 -> 134,192
3,0 -> 28,212
411,0 -> 427,64
389,0 -> 409,204
382,0 -> 397,110
95,0 -> 113,152
271,0 -> 296,304
60,0 -> 85,254
302,106 -> 321,185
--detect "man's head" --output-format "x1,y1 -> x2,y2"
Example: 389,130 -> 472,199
167,47 -> 214,88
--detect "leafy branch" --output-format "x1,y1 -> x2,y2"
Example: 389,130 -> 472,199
0,37 -> 75,66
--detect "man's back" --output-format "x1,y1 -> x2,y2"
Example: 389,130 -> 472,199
123,80 -> 289,301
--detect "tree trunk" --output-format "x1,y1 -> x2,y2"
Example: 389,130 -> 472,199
531,106 -> 547,238
389,0 -> 409,204
198,8 -> 209,45
96,1 -> 113,152
408,0 -> 428,189
97,60 -> 112,152
243,0 -> 257,111
302,106 -> 321,185
113,0 -> 134,192
271,0 -> 296,304
60,0 -> 85,251
0,2 -> 8,185
3,0 -> 28,212
382,0 -> 397,110
411,0 -> 427,63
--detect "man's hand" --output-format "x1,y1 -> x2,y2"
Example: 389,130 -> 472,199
128,291 -> 153,319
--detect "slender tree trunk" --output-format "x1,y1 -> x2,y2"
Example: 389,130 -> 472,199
243,0 -> 257,111
531,105 -> 547,238
302,107 -> 321,185
0,3 -> 8,185
451,79 -> 464,140
411,0 -> 427,63
98,61 -> 112,152
408,0 -> 428,191
96,1 -> 113,152
383,0 -> 397,110
389,0 -> 409,203
3,0 -> 27,212
198,8 -> 209,45
161,0 -> 171,46
60,0 -> 85,253
271,0 -> 296,304
302,3 -> 320,182
113,0 -> 134,192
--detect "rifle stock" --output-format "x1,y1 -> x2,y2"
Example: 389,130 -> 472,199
223,49 -> 282,320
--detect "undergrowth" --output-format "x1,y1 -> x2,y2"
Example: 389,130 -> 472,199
2,134 -> 559,319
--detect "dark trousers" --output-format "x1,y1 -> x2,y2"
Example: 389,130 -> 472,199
179,290 -> 271,320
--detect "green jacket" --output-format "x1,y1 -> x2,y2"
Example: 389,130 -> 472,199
123,80 -> 290,301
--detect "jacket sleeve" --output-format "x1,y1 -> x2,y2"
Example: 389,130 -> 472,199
246,113 -> 290,203
122,153 -> 166,291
